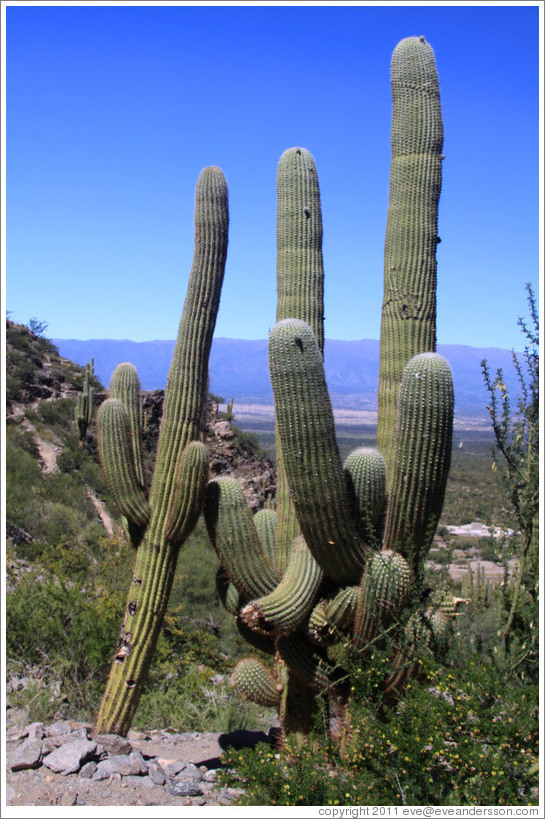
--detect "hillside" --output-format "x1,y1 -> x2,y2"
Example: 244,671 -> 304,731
5,319 -> 278,732
53,336 -> 522,421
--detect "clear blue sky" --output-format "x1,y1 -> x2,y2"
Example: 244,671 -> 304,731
3,1 -> 541,350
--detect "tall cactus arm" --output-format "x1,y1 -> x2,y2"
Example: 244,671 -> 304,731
109,362 -> 146,489
150,166 -> 228,529
377,35 -> 444,473
95,167 -> 228,736
240,535 -> 324,633
97,399 -> 151,528
274,147 -> 325,570
269,318 -> 371,584
204,476 -> 280,599
383,352 -> 454,582
276,147 -> 325,355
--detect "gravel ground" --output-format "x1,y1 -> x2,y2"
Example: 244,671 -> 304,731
4,704 -> 278,810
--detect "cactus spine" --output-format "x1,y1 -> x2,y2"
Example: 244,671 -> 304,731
95,166 -> 228,736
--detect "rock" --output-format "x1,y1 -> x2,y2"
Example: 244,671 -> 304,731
10,739 -> 43,771
42,739 -> 97,775
126,729 -> 149,742
125,775 -> 156,789
213,420 -> 234,440
5,785 -> 15,804
44,727 -> 90,752
58,790 -> 78,806
23,722 -> 45,741
92,752 -> 148,780
147,759 -> 167,785
93,733 -> 133,756
47,721 -> 72,738
79,761 -> 98,778
168,780 -> 204,798
167,761 -> 203,781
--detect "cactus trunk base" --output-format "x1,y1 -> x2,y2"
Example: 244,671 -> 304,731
94,536 -> 178,736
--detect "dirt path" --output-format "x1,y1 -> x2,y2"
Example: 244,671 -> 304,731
86,488 -> 115,536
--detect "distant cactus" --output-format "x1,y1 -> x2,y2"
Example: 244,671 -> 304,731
224,397 -> 235,422
95,166 -> 229,736
74,362 -> 94,443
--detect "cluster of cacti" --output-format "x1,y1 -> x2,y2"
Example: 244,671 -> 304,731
74,361 -> 94,443
208,36 -> 455,739
461,562 -> 494,608
94,166 -> 229,736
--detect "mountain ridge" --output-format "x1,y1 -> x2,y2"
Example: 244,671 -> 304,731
52,336 -> 522,421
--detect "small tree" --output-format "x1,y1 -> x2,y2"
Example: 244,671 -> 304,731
28,316 -> 49,337
481,283 -> 539,678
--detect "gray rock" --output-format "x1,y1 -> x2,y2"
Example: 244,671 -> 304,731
42,739 -> 97,775
44,727 -> 90,752
92,752 -> 148,780
202,769 -> 218,782
63,727 -> 90,742
58,791 -> 78,806
169,761 -> 203,781
47,720 -> 72,737
129,750 -> 148,769
5,785 -> 15,805
24,722 -> 45,741
168,780 -> 204,798
126,729 -> 149,741
79,760 -> 98,778
125,774 -> 156,789
93,733 -> 133,756
10,739 -> 43,771
147,760 -> 167,785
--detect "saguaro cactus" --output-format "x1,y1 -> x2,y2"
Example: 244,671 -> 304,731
95,166 -> 228,736
75,362 -> 94,443
215,36 -> 453,741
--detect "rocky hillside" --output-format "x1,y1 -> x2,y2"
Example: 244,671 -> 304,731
5,319 -> 276,555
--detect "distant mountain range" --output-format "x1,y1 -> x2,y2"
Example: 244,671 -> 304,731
53,337 -> 521,421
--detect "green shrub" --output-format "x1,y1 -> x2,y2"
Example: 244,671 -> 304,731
221,651 -> 538,806
6,534 -> 133,721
